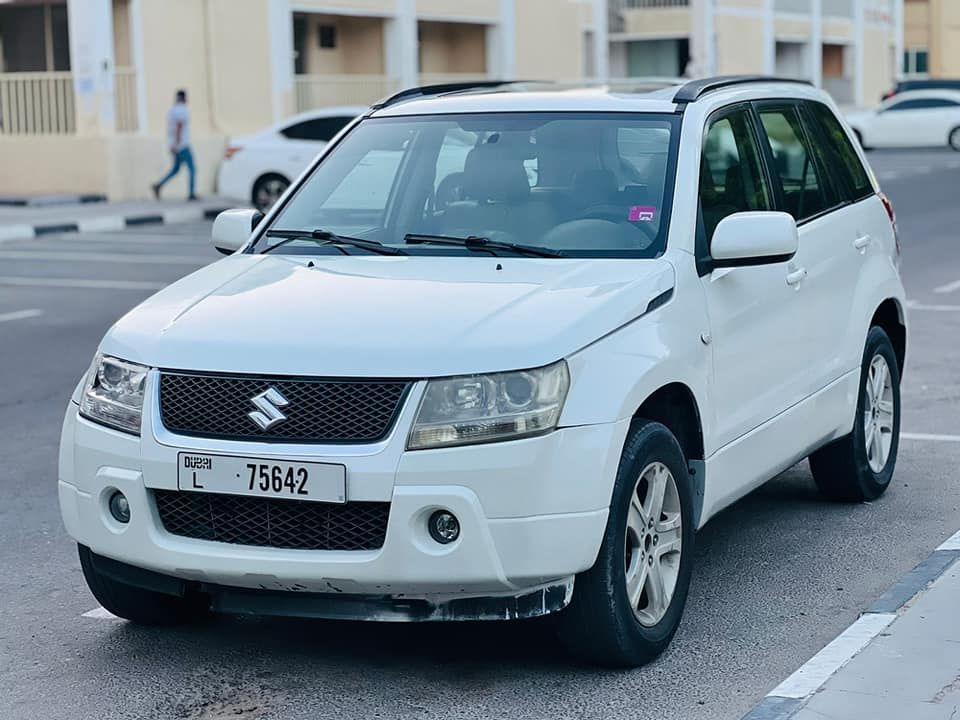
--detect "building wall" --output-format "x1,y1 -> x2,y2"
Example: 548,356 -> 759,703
416,0 -> 498,22
621,8 -> 691,37
715,15 -> 766,75
903,0 -> 929,49
112,0 -> 132,67
929,0 -> 960,77
300,14 -> 386,75
514,0 -> 585,80
419,21 -> 487,74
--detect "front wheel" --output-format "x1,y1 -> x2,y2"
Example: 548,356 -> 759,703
949,127 -> 960,151
556,420 -> 695,667
252,173 -> 290,213
809,327 -> 901,501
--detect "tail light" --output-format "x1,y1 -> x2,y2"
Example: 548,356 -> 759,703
879,191 -> 900,257
223,145 -> 242,160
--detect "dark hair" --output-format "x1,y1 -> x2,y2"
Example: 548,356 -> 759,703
175,89 -> 187,102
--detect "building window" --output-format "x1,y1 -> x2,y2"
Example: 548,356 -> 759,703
318,24 -> 337,49
903,48 -> 929,77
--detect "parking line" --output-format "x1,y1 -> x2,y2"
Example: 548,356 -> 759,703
933,278 -> 960,294
0,250 -> 203,265
81,606 -> 119,620
0,308 -> 43,323
901,432 -> 960,443
0,276 -> 165,290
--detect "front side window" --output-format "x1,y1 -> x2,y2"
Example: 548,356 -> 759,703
757,106 -> 834,222
260,112 -> 680,258
699,109 -> 771,243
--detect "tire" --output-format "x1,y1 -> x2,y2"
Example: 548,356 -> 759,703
78,545 -> 204,625
853,129 -> 870,152
251,173 -> 289,213
809,327 -> 901,502
556,420 -> 695,667
949,127 -> 960,152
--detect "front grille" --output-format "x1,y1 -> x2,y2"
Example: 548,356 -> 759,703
154,491 -> 390,551
158,372 -> 410,443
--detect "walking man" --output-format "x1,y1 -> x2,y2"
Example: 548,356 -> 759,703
152,89 -> 196,200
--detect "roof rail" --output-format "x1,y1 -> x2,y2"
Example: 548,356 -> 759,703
370,80 -> 539,110
673,75 -> 813,104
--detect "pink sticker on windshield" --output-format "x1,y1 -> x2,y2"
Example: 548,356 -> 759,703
629,206 -> 657,222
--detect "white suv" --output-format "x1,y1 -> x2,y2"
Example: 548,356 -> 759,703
60,77 -> 907,666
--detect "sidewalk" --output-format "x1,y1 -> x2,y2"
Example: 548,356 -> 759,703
792,560 -> 960,720
745,532 -> 960,720
0,197 -> 236,242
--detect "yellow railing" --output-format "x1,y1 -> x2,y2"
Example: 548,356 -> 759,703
0,72 -> 76,135
294,74 -> 400,111
418,73 -> 490,86
114,67 -> 139,133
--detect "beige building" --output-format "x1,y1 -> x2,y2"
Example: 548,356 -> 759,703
903,0 -> 960,78
609,0 -> 904,107
0,0 -> 601,199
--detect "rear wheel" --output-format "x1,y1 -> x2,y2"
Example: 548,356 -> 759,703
252,173 -> 290,213
556,420 -> 694,667
78,545 -> 205,625
809,327 -> 901,502
949,127 -> 960,151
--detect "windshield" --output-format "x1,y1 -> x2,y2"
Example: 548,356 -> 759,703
258,112 -> 680,258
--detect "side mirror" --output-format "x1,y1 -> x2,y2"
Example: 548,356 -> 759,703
710,211 -> 798,268
211,209 -> 265,255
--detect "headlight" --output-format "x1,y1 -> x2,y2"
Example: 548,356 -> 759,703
79,354 -> 148,435
407,361 -> 570,450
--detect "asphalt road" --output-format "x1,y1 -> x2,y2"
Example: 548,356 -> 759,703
1,150 -> 959,720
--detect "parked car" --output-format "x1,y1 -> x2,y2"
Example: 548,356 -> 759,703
216,106 -> 366,212
847,90 -> 960,150
62,77 -> 906,667
883,78 -> 960,100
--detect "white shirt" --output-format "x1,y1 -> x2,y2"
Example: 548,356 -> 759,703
166,102 -> 191,151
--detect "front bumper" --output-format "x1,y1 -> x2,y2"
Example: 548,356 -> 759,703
59,390 -> 627,611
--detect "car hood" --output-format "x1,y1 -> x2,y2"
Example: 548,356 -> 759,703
102,254 -> 675,377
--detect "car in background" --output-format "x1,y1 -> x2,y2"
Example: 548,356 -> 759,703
217,106 -> 366,212
883,78 -> 960,100
846,90 -> 960,150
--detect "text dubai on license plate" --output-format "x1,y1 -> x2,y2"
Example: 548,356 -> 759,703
177,453 -> 346,503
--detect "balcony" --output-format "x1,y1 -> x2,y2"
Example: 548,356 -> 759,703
294,74 -> 399,112
0,72 -> 75,135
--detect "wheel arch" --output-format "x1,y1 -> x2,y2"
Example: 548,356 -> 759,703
870,298 -> 906,375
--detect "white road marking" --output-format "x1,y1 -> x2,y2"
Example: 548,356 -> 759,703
938,529 -> 960,551
901,432 -> 960,443
933,278 -> 960,294
0,250 -> 202,264
768,613 -> 897,700
906,302 -> 960,312
0,276 -> 165,290
0,225 -> 35,243
76,216 -> 125,233
81,606 -> 120,620
0,308 -> 43,323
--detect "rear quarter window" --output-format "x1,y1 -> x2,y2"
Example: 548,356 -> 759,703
806,102 -> 873,202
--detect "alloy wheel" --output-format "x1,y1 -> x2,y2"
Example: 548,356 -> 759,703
624,461 -> 683,627
864,354 -> 895,473
255,178 -> 289,212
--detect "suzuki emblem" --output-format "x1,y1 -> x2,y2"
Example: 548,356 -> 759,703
248,387 -> 289,430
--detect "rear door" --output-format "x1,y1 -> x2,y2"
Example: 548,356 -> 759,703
697,105 -> 811,449
753,101 -> 848,397
869,98 -> 944,147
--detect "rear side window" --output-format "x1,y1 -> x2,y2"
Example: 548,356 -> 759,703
756,106 -> 837,222
806,102 -> 873,202
699,109 -> 772,242
885,98 -> 960,111
282,116 -> 354,142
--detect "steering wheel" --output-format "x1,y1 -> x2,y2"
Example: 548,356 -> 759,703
581,206 -> 659,243
434,172 -> 468,212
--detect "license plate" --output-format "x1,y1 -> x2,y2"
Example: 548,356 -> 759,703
177,453 -> 346,503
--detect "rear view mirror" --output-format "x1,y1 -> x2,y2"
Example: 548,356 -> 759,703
211,209 -> 264,255
710,211 -> 798,268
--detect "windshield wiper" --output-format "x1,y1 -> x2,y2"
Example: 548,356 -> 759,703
404,233 -> 563,258
264,229 -> 407,256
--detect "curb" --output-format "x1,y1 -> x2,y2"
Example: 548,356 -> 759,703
741,529 -> 960,720
0,207 -> 228,243
0,193 -> 107,207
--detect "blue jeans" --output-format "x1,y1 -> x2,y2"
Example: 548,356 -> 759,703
157,147 -> 195,196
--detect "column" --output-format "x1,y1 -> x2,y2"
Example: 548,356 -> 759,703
390,0 -> 418,89
763,0 -> 775,75
267,0 -> 294,122
498,0 -> 517,79
67,0 -> 115,135
592,0 -> 609,82
892,0 -> 904,81
811,0 -> 823,86
853,0 -> 865,105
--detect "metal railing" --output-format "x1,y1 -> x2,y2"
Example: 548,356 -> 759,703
623,0 -> 689,8
114,67 -> 139,133
294,74 -> 400,112
0,72 -> 75,135
418,73 -> 490,86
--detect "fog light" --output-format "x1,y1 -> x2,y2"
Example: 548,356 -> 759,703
428,510 -> 460,544
108,491 -> 130,523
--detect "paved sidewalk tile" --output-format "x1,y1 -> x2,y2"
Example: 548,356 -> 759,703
793,564 -> 960,720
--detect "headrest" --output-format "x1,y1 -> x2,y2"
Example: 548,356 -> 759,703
463,139 -> 530,202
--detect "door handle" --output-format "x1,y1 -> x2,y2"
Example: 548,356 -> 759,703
854,234 -> 872,252
785,267 -> 807,287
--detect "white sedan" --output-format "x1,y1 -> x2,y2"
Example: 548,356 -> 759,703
216,106 -> 366,211
846,90 -> 960,150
